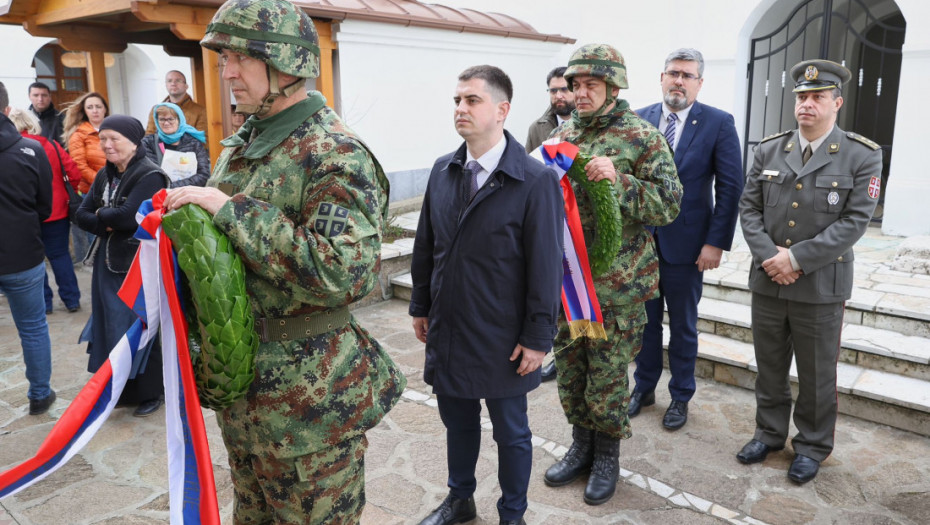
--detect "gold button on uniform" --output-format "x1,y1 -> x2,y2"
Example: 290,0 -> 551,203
837,256 -> 844,262
796,183 -> 803,190
792,202 -> 799,209
785,239 -> 792,246
832,181 -> 838,188
788,220 -> 796,227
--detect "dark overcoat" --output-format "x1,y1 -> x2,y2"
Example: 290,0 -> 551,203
409,131 -> 564,399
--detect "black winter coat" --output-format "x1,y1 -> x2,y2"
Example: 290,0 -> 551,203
0,114 -> 52,274
30,103 -> 65,147
74,151 -> 168,273
409,131 -> 564,399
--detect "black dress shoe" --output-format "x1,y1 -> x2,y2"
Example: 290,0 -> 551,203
499,519 -> 526,525
133,398 -> 163,417
418,494 -> 476,525
627,390 -> 655,418
662,400 -> 688,430
29,390 -> 56,415
736,439 -> 784,464
67,304 -> 81,313
788,454 -> 820,484
540,361 -> 557,382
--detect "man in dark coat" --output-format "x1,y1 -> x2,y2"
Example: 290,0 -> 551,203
0,81 -> 56,415
410,65 -> 563,525
28,82 -> 65,146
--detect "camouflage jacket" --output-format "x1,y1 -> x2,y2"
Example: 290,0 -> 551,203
208,93 -> 404,457
210,93 -> 388,317
551,99 -> 682,322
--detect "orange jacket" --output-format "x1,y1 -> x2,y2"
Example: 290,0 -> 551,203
68,121 -> 106,194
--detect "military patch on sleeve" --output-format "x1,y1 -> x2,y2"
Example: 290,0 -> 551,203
868,176 -> 881,199
847,132 -> 881,150
313,202 -> 350,238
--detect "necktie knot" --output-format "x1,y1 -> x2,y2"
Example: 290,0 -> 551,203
664,113 -> 678,150
465,160 -> 482,201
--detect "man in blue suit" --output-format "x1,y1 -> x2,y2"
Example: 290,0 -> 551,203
630,48 -> 743,430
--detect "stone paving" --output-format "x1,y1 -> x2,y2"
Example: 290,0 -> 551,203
2,229 -> 930,524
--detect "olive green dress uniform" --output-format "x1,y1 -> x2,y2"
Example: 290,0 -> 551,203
739,125 -> 882,461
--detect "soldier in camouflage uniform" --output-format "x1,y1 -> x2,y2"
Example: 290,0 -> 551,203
541,44 -> 682,506
164,1 -> 405,523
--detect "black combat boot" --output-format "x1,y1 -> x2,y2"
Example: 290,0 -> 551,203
583,432 -> 620,505
544,425 -> 594,486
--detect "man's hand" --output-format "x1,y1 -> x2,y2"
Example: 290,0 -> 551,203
412,317 -> 428,344
164,186 -> 231,215
696,244 -> 723,272
509,344 -> 545,376
762,247 -> 802,285
584,156 -> 617,184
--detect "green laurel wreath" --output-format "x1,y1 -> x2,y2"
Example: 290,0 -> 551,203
162,204 -> 257,410
565,152 -> 624,277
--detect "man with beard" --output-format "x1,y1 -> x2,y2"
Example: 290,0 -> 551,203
525,66 -> 575,152
630,48 -> 743,430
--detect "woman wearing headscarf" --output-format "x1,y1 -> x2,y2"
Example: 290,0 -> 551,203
9,108 -> 82,314
74,115 -> 169,417
141,102 -> 210,188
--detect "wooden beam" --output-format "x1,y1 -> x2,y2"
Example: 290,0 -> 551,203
24,19 -> 128,52
170,22 -> 205,41
191,53 -> 206,105
314,20 -> 336,110
86,51 -> 109,102
30,0 -> 135,26
58,37 -> 128,53
201,47 -> 224,167
131,1 -> 216,26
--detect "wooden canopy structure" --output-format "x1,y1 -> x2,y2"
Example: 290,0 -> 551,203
0,0 -> 573,160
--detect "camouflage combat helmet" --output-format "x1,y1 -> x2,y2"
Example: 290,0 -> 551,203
564,44 -> 629,90
201,0 -> 320,115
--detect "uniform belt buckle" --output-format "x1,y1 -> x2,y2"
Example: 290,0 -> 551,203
255,318 -> 269,344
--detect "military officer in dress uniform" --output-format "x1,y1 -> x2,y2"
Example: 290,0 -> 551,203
736,59 -> 882,484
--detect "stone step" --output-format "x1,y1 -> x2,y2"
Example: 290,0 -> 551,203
701,270 -> 930,339
697,297 -> 930,381
691,330 -> 930,436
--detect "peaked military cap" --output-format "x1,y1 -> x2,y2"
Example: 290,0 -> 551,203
790,59 -> 852,92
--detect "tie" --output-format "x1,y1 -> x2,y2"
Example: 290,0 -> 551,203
664,113 -> 678,151
802,144 -> 813,166
465,160 -> 482,201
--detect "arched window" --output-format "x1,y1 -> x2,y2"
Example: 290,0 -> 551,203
31,42 -> 89,109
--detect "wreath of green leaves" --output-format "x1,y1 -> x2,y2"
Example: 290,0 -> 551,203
565,152 -> 624,277
162,204 -> 258,410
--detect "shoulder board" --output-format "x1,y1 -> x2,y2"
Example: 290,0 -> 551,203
847,132 -> 881,150
760,130 -> 792,143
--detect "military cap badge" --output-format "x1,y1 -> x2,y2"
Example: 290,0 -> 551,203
314,202 -> 350,238
805,65 -> 819,81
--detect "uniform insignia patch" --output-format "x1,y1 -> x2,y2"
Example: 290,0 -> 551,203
827,191 -> 840,205
868,176 -> 881,199
313,202 -> 349,237
828,143 -> 840,153
785,142 -> 795,152
805,65 -> 819,81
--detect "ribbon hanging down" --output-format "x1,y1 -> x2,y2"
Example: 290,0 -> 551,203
0,190 -> 220,525
536,141 -> 607,341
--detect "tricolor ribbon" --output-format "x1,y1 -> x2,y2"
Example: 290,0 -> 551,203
536,141 -> 607,340
0,189 -> 220,524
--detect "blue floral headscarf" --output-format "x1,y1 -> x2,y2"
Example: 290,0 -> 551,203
153,102 -> 206,144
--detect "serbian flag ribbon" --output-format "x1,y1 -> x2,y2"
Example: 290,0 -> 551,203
537,141 -> 607,340
0,190 -> 220,525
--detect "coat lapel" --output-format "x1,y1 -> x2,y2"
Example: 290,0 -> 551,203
784,131 -> 804,177
674,101 -> 701,163
800,126 -> 842,177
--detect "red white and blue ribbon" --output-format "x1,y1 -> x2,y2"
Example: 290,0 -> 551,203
0,190 -> 220,524
535,141 -> 607,340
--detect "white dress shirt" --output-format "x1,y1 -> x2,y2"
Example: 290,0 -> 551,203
465,134 -> 507,189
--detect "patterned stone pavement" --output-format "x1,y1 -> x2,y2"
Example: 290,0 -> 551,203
2,229 -> 930,524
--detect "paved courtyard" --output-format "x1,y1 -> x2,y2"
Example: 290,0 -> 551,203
1,263 -> 930,524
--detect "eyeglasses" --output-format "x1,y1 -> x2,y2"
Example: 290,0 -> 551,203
157,117 -> 178,124
547,87 -> 571,94
664,70 -> 701,81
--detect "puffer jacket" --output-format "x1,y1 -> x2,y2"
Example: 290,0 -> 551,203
68,121 -> 106,193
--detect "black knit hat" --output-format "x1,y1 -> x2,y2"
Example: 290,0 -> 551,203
99,115 -> 145,146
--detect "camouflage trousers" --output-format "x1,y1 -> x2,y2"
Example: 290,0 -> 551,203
553,307 -> 645,439
222,433 -> 368,525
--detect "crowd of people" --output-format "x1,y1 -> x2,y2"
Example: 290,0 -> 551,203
0,0 -> 885,523
2,64 -> 228,418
